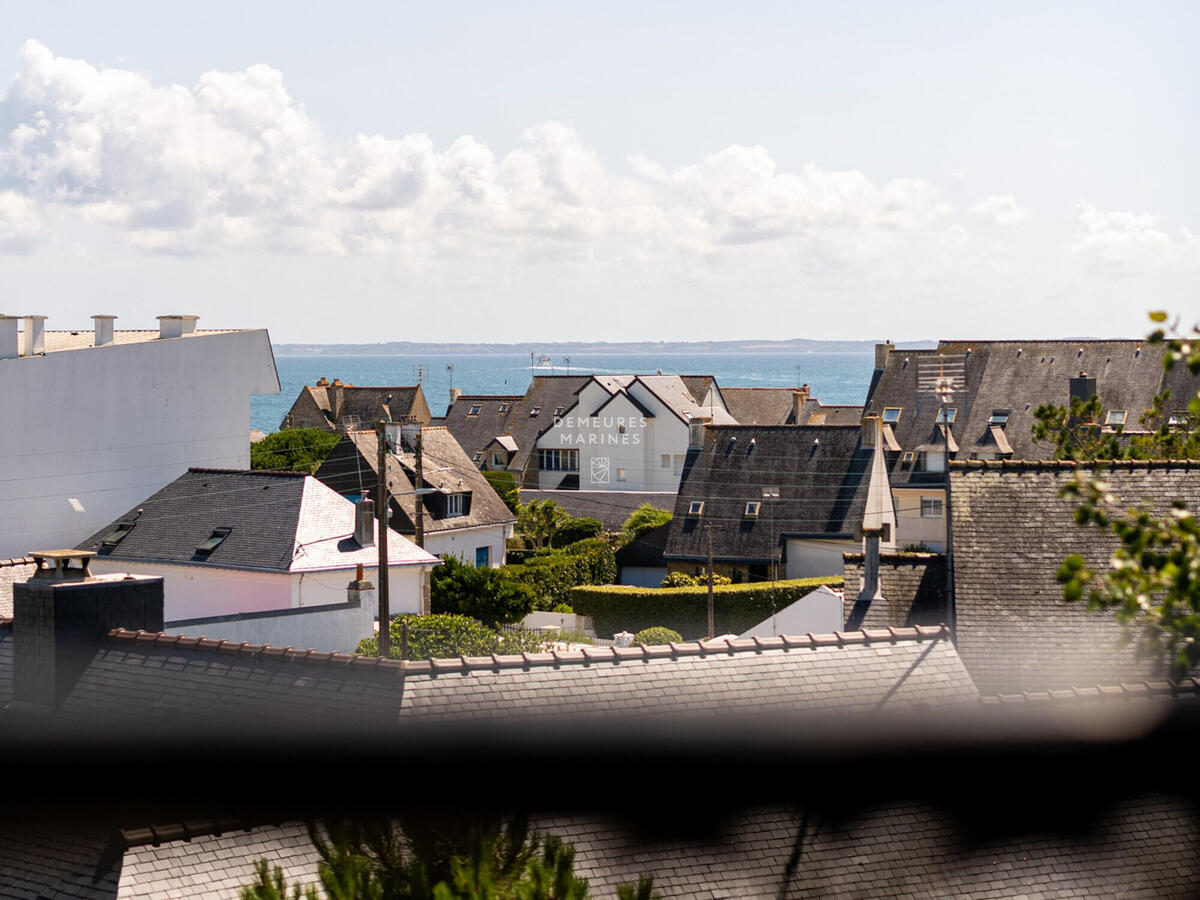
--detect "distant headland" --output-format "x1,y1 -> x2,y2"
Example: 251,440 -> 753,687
273,338 -> 937,356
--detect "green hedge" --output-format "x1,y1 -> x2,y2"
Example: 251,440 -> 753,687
501,538 -> 618,610
569,576 -> 844,640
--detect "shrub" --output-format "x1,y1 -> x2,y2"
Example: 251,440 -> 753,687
618,503 -> 673,546
502,538 -> 617,610
549,516 -> 605,548
633,626 -> 682,646
430,555 -> 534,627
357,614 -> 504,659
250,428 -> 340,473
516,499 -> 570,549
551,602 -> 574,614
659,572 -> 731,587
482,470 -> 520,513
570,576 -> 844,640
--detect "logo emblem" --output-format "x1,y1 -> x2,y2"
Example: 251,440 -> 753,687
590,457 -> 610,484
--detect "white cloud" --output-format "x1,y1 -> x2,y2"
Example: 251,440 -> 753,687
1071,202 -> 1199,274
969,194 -> 1031,225
0,190 -> 44,253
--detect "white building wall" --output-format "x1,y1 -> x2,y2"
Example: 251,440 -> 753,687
893,487 -> 947,551
0,329 -> 278,558
424,523 -> 512,568
738,586 -> 844,639
164,592 -> 378,654
784,538 -> 860,579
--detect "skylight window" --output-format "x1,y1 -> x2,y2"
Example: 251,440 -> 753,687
989,410 -> 1010,427
498,403 -> 511,413
467,405 -> 482,417
100,521 -> 136,550
882,407 -> 902,424
195,528 -> 232,555
472,451 -> 483,463
554,406 -> 566,417
1105,410 -> 1127,426
936,408 -> 957,424
744,501 -> 761,518
529,406 -> 541,417
688,501 -> 705,516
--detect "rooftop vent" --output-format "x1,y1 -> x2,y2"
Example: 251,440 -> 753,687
157,314 -> 199,339
22,315 -> 46,356
92,314 -> 116,347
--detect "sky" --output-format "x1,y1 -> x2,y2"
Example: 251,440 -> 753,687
0,2 -> 1196,344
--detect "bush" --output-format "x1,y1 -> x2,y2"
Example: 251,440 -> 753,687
356,613 -> 546,659
549,516 -> 605,548
659,571 -> 731,587
431,555 -> 534,627
482,470 -> 520,513
551,602 -> 574,614
250,428 -> 340,473
633,626 -> 682,646
569,576 -> 844,640
618,503 -> 673,546
502,538 -> 617,611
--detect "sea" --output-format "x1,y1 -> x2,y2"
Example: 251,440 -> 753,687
253,352 -> 877,434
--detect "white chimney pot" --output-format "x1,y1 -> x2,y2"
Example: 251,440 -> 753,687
157,314 -> 199,339
92,314 -> 116,347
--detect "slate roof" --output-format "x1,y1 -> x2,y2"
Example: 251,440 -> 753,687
721,388 -> 800,425
615,521 -> 670,568
519,490 -> 675,530
949,459 -> 1200,694
0,556 -> 35,618
864,340 -> 1200,482
665,425 -> 871,563
314,429 -> 516,536
280,383 -> 431,432
75,468 -> 436,574
631,374 -> 737,425
801,401 -> 864,426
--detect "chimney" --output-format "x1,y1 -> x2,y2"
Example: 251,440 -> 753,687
861,413 -> 881,448
22,315 -> 46,355
347,563 -> 374,610
858,416 -> 896,604
10,550 -> 164,715
0,315 -> 18,359
355,498 -> 375,548
875,341 -> 894,370
688,416 -> 710,449
792,384 -> 810,423
157,314 -> 199,339
449,386 -> 462,406
1069,372 -> 1097,408
329,378 -> 345,418
92,314 -> 116,347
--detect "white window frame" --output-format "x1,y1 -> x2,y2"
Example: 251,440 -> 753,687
921,497 -> 943,518
446,493 -> 465,517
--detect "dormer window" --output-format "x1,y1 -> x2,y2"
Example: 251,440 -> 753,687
467,405 -> 482,417
1169,414 -> 1186,428
936,408 -> 957,424
530,406 -> 541,417
688,501 -> 704,517
1105,410 -> 1127,426
446,493 -> 465,517
989,410 -> 1010,427
744,501 -> 761,518
882,407 -> 902,424
195,527 -> 231,556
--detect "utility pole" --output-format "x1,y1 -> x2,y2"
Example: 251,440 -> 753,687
704,522 -> 717,639
376,420 -> 391,659
414,426 -> 425,549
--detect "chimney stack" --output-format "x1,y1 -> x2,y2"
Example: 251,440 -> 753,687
354,498 -> 375,547
449,386 -> 462,406
688,416 -> 710,450
10,551 -> 164,714
92,314 -> 116,347
22,315 -> 46,356
329,378 -> 345,418
347,563 -> 375,610
792,384 -> 810,423
875,341 -> 894,371
157,314 -> 199,339
0,315 -> 18,359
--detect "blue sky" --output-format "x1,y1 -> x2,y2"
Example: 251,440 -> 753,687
1,2 -> 1196,343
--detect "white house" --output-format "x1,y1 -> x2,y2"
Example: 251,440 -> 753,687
77,468 -> 440,652
0,313 -> 279,559
534,374 -> 736,491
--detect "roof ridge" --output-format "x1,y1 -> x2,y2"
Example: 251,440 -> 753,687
0,556 -> 34,568
952,459 -> 1200,471
186,467 -> 308,478
102,625 -> 949,675
979,678 -> 1200,703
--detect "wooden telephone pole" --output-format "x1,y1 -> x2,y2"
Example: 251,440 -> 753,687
704,522 -> 718,639
376,420 -> 391,658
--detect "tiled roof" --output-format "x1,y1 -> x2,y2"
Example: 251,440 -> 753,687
950,459 -> 1200,694
0,822 -> 122,899
0,556 -> 35,619
315,430 -> 516,536
802,402 -> 864,426
281,384 -> 431,432
519,490 -> 675,530
721,387 -> 799,425
632,374 -> 737,424
864,340 -> 1200,481
665,425 -> 870,563
37,328 -> 239,354
74,469 -> 435,574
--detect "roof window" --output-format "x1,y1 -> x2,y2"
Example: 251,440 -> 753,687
882,407 -> 902,424
554,406 -> 566,417
989,410 -> 1010,427
498,403 -> 511,413
467,404 -> 482,417
687,501 -> 705,517
1105,410 -> 1127,426
530,406 -> 541,417
935,408 -> 956,424
100,521 -> 136,550
195,527 -> 232,556
472,451 -> 483,463
744,501 -> 761,518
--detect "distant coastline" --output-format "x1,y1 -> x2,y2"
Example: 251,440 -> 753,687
273,338 -> 937,357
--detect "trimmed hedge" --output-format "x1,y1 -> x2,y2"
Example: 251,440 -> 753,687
502,538 -> 618,611
569,576 -> 844,640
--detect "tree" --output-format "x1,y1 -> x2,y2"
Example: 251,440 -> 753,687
549,517 -> 604,549
430,555 -> 534,627
517,500 -> 570,550
1052,312 -> 1200,679
617,505 -> 672,548
251,428 -> 341,473
482,470 -> 521,514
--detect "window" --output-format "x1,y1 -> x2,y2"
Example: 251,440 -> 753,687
446,493 -> 465,517
467,404 -> 482,417
882,407 -> 902,424
537,448 -> 579,471
745,501 -> 761,518
920,498 -> 943,518
661,454 -> 671,468
498,403 -> 511,413
901,451 -> 916,466
472,451 -> 483,464
673,454 -> 685,476
1170,414 -> 1186,428
936,408 -> 957,424
617,468 -> 627,482
475,546 -> 490,568
491,452 -> 506,468
1105,410 -> 1127,426
195,527 -> 232,555
688,501 -> 705,516
989,410 -> 1010,427
554,406 -> 566,417
100,521 -> 136,550
529,406 -> 541,417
